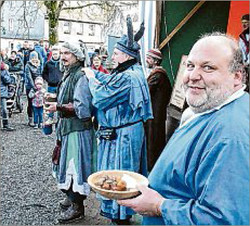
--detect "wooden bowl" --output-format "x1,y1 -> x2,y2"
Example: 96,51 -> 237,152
87,170 -> 149,200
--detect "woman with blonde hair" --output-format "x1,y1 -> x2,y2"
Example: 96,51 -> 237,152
25,51 -> 42,127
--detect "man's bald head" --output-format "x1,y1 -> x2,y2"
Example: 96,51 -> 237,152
195,32 -> 244,75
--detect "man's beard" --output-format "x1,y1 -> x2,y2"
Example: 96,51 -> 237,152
184,83 -> 235,113
146,62 -> 153,68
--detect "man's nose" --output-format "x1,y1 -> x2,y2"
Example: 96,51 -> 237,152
189,67 -> 202,81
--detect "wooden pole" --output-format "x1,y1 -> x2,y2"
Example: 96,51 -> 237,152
159,1 -> 206,50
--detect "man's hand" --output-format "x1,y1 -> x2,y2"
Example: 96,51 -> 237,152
117,185 -> 165,216
44,102 -> 57,113
82,67 -> 95,79
45,92 -> 57,100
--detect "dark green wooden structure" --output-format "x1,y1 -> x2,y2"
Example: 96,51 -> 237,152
159,1 -> 231,86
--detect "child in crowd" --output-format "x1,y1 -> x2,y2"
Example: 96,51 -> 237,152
29,77 -> 46,128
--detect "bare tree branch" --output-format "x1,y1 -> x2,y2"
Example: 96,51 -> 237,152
61,3 -> 102,11
0,0 -> 5,9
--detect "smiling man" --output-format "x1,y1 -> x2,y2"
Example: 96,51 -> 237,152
118,32 -> 249,225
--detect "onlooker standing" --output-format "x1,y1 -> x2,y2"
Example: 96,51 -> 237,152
34,40 -> 47,70
42,46 -> 63,123
29,77 -> 46,129
7,50 -> 24,73
91,54 -> 109,74
28,42 -> 44,68
42,46 -> 62,93
0,49 -> 9,64
1,62 -> 15,131
7,50 -> 25,111
25,51 -> 42,127
18,40 -> 30,68
144,48 -> 172,171
239,14 -> 249,92
44,41 -> 52,62
239,14 -> 249,65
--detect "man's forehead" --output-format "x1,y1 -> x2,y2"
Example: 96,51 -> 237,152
60,47 -> 71,52
192,37 -> 232,54
187,39 -> 233,63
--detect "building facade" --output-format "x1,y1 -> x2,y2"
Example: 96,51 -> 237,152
1,1 -> 104,51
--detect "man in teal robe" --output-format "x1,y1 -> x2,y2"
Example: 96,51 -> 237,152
118,32 -> 249,225
84,16 -> 153,224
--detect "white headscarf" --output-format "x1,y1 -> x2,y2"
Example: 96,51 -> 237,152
62,42 -> 85,61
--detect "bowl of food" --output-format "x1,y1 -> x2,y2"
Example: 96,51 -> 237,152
87,170 -> 149,200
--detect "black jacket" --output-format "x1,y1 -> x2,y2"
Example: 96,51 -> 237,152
7,58 -> 24,73
42,58 -> 63,87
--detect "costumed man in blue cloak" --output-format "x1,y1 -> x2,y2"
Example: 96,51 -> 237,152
117,32 -> 250,225
83,16 -> 153,225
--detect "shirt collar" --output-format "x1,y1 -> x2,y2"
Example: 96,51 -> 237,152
180,85 -> 247,128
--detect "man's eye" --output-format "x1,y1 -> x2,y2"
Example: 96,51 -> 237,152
203,65 -> 214,71
186,63 -> 194,69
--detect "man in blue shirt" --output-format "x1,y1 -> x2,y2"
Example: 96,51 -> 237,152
118,32 -> 249,225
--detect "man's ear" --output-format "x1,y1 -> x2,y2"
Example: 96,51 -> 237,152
234,70 -> 244,86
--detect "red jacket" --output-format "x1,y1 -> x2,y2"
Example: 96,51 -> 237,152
91,65 -> 109,74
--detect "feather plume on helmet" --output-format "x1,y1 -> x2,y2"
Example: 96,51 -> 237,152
115,15 -> 145,59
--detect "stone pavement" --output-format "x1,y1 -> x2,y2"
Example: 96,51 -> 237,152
0,95 -> 142,225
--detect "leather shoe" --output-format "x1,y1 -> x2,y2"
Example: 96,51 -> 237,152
59,197 -> 72,210
58,203 -> 84,224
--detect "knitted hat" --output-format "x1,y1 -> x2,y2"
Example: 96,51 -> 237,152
241,14 -> 249,21
29,51 -> 38,60
115,15 -> 145,59
62,41 -> 84,61
146,49 -> 163,60
35,76 -> 43,85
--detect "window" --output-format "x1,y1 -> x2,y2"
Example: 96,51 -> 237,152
77,23 -> 84,35
88,24 -> 95,36
29,19 -> 34,28
9,18 -> 13,31
10,1 -> 15,9
64,22 -> 71,34
18,19 -> 22,27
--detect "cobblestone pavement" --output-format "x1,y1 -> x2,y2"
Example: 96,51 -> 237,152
0,96 -> 142,225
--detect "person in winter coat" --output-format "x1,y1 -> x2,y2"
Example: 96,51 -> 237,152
28,42 -> 44,70
42,46 -> 62,92
34,40 -> 47,70
91,54 -> 109,74
18,40 -> 30,68
25,51 -> 42,127
0,48 -> 9,64
42,46 -> 63,123
29,77 -> 46,129
7,50 -> 24,73
1,62 -> 15,131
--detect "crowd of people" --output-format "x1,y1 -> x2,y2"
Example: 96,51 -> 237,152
0,14 -> 249,225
